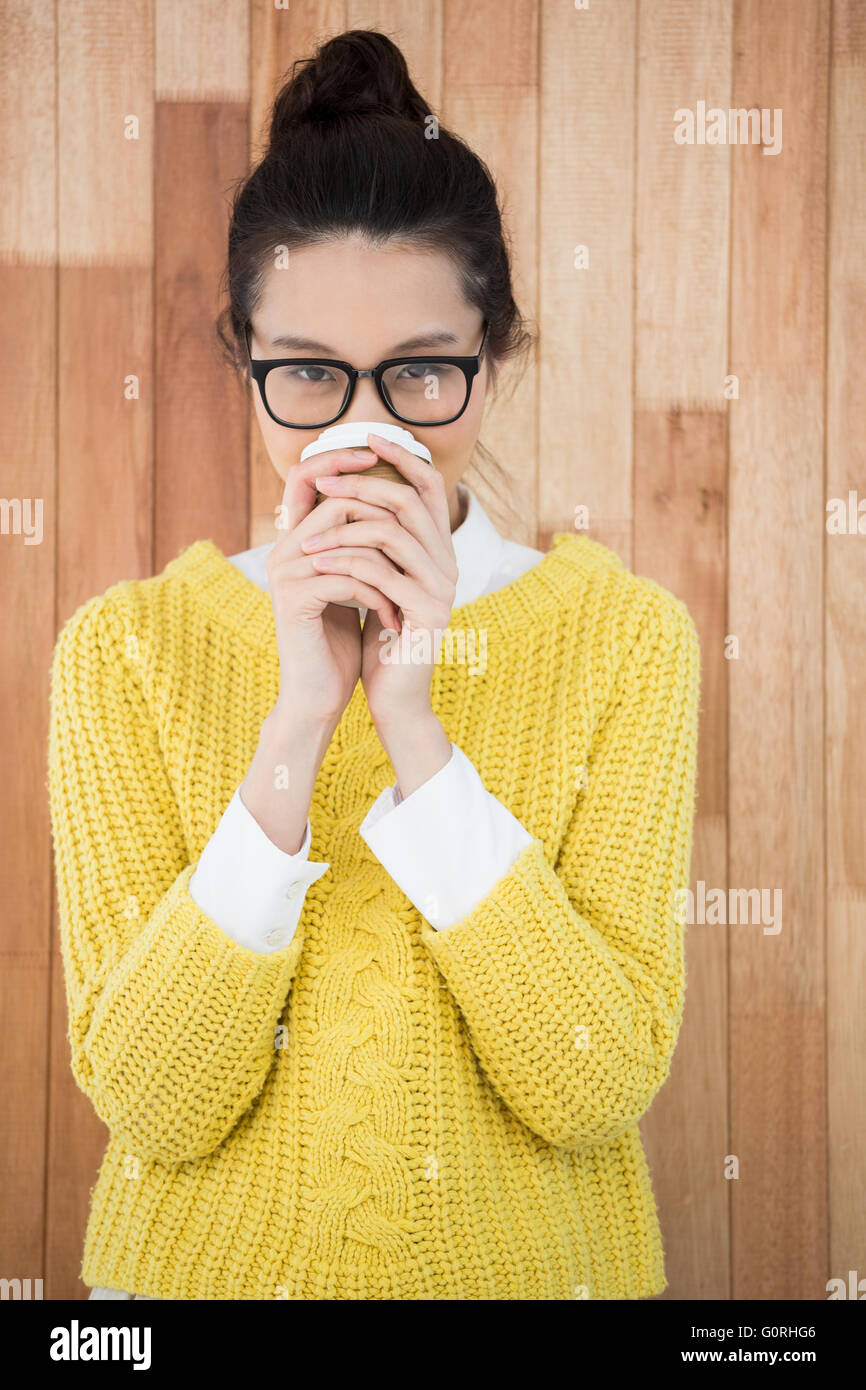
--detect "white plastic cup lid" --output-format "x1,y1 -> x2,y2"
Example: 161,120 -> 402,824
299,420 -> 432,464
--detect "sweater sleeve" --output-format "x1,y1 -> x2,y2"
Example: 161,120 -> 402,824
47,592 -> 306,1165
416,587 -> 700,1151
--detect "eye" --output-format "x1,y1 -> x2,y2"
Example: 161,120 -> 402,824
285,364 -> 337,383
396,361 -> 448,380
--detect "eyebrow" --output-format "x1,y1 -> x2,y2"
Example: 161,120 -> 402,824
268,328 -> 462,355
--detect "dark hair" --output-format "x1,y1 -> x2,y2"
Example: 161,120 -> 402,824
216,28 -> 534,508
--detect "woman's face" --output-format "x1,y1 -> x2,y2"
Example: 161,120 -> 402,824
246,236 -> 490,530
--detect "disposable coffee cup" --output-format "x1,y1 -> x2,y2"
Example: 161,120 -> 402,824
300,421 -> 433,610
300,420 -> 432,503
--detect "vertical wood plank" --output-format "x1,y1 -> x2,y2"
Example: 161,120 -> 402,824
55,2 -> 154,607
728,0 -> 829,1300
538,0 -> 636,560
0,0 -> 57,1294
154,2 -> 250,571
155,0 -> 249,101
826,0 -> 866,1296
633,0 -> 732,1301
635,0 -> 732,409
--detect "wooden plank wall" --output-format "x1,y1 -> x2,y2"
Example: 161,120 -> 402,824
0,0 -> 862,1301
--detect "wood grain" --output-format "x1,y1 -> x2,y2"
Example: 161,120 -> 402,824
727,0 -> 830,1300
0,0 -> 58,1297
538,0 -> 636,560
154,100 -> 250,570
826,0 -> 866,1299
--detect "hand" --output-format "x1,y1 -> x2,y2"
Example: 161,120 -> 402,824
265,445 -> 403,727
298,431 -> 458,731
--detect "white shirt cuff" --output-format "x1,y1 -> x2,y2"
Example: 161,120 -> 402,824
189,787 -> 330,954
358,742 -> 534,930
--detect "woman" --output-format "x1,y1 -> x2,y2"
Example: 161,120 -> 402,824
48,29 -> 700,1301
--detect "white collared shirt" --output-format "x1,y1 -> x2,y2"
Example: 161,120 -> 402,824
188,482 -> 544,951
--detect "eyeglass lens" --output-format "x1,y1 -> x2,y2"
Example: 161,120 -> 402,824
263,359 -> 468,426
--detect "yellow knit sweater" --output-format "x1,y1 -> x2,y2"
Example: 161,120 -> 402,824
47,532 -> 700,1300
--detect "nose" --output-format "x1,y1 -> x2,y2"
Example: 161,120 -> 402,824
341,372 -> 391,425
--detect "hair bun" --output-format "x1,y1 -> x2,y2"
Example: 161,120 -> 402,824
269,29 -> 429,144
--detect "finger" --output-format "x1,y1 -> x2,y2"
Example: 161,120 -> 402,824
268,550 -> 402,630
294,495 -> 402,546
313,468 -> 446,563
303,572 -> 402,632
366,431 -> 453,548
309,549 -> 430,620
269,544 -> 398,585
300,517 -> 452,598
274,447 -> 389,538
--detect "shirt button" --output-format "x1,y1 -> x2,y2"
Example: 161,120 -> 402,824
284,882 -> 303,900
265,927 -> 288,948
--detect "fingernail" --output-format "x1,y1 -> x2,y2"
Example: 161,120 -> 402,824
301,534 -> 322,549
352,448 -> 375,458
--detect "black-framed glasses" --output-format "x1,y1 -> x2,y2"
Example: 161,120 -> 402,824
245,318 -> 489,429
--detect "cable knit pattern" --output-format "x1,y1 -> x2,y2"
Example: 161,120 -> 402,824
47,532 -> 700,1300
